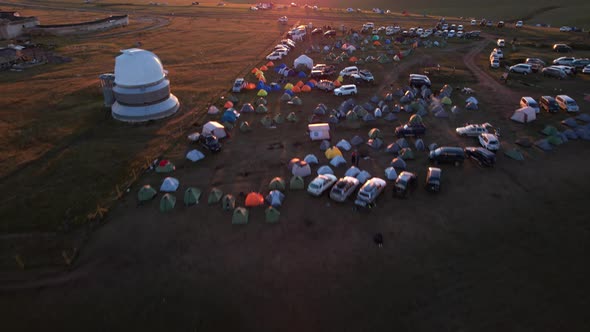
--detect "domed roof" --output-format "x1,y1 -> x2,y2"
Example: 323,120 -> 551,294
114,48 -> 166,87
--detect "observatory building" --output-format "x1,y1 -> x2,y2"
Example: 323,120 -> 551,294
100,48 -> 180,122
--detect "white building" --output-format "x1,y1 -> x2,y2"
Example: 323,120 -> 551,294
108,48 -> 180,122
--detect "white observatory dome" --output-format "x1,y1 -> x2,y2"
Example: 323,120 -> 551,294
114,48 -> 166,87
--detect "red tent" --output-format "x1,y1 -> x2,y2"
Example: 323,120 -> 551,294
245,192 -> 264,207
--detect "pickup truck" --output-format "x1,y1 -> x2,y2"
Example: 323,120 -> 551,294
395,124 -> 426,138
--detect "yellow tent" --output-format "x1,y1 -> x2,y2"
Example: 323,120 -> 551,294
441,96 -> 452,105
284,83 -> 294,90
325,147 -> 343,160
257,89 -> 268,96
337,76 -> 344,82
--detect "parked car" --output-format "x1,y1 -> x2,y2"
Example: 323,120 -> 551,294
526,58 -> 546,66
395,123 -> 426,138
456,31 -> 464,38
549,65 -> 576,75
583,65 -> 590,74
323,30 -> 337,37
429,147 -> 465,166
266,52 -> 283,60
492,48 -> 503,59
329,176 -> 361,202
497,21 -> 505,28
232,78 -> 245,93
425,167 -> 442,193
572,58 -> 590,69
539,96 -> 560,112
560,26 -> 572,32
509,63 -> 532,75
409,74 -> 431,88
478,133 -> 500,151
307,174 -> 337,196
470,19 -> 477,25
393,172 -> 417,197
456,123 -> 494,136
448,30 -> 456,38
457,24 -> 464,31
553,57 -> 575,66
316,80 -> 335,92
490,57 -> 500,68
200,134 -> 221,153
555,95 -> 579,112
333,84 -> 357,96
311,27 -> 323,35
520,96 -> 540,113
553,44 -> 573,53
350,69 -> 375,84
464,147 -> 496,167
497,39 -> 505,47
515,20 -> 523,28
354,177 -> 386,206
339,66 -> 359,77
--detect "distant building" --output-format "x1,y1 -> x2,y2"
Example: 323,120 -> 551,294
0,11 -> 39,39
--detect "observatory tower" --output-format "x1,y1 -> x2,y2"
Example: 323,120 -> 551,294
101,48 -> 180,122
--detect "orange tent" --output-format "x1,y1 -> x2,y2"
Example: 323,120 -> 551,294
333,80 -> 342,87
308,79 -> 318,85
373,41 -> 381,46
291,85 -> 301,93
245,192 -> 264,207
251,67 -> 259,74
224,101 -> 233,108
260,65 -> 268,71
349,56 -> 358,62
301,85 -> 312,92
265,61 -> 275,67
295,80 -> 305,88
245,83 -> 256,90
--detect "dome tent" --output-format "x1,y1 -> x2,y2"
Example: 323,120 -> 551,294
221,194 -> 236,211
336,139 -> 352,151
138,185 -> 157,202
345,166 -> 361,177
356,170 -> 372,184
325,147 -> 343,159
160,177 -> 179,192
208,187 -> 223,204
156,160 -> 175,173
317,165 -> 334,175
186,149 -> 205,162
292,161 -> 311,177
390,157 -> 406,170
385,167 -> 398,180
304,154 -> 319,164
208,105 -> 220,114
330,155 -> 347,167
266,190 -> 285,207
293,54 -> 314,70
269,177 -> 286,191
245,192 -> 265,207
160,194 -> 176,212
289,175 -> 305,190
184,187 -> 201,206
232,207 -> 249,225
265,206 -> 281,223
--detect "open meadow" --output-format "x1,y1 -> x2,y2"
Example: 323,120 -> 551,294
1,1 -> 590,331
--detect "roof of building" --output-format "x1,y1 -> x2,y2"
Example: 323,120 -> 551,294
0,11 -> 36,22
114,48 -> 166,87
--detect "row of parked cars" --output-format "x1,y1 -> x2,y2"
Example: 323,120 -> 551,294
520,95 -> 580,113
508,56 -> 590,77
265,38 -> 296,61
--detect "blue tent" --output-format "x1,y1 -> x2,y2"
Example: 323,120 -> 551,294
306,81 -> 315,88
284,89 -> 294,96
221,110 -> 237,123
298,71 -> 307,78
385,39 -> 391,44
270,83 -> 281,91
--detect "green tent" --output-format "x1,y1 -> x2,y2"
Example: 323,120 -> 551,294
208,187 -> 223,205
260,116 -> 273,127
256,104 -> 268,113
184,187 -> 201,206
265,206 -> 281,223
273,113 -> 285,124
409,114 -> 423,126
256,97 -> 267,105
280,93 -> 292,102
257,89 -> 268,97
156,162 -> 175,173
232,207 -> 249,225
291,96 -> 303,106
287,112 -> 298,122
504,148 -> 524,161
441,96 -> 452,105
368,128 -> 382,139
222,194 -> 236,211
547,135 -> 563,145
346,110 -> 358,121
227,94 -> 239,103
290,176 -> 305,190
355,107 -> 368,117
269,177 -> 286,191
371,35 -> 380,41
160,194 -> 176,212
138,185 -> 157,202
409,101 -> 425,113
400,148 -> 415,160
541,125 -> 558,136
239,121 -> 251,133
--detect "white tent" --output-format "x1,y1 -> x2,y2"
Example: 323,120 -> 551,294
160,177 -> 179,192
292,162 -> 312,177
510,107 -> 537,123
186,149 -> 205,162
308,123 -> 330,141
207,105 -> 220,114
294,54 -> 314,70
202,121 -> 227,138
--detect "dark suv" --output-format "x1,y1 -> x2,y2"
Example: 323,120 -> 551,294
553,44 -> 573,53
429,147 -> 465,166
464,147 -> 496,167
539,96 -> 559,112
395,124 -> 426,138
201,134 -> 221,153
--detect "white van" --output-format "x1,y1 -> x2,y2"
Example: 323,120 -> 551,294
520,96 -> 540,113
339,66 -> 358,77
555,95 -> 579,112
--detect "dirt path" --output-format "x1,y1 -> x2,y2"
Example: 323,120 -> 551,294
462,37 -> 521,105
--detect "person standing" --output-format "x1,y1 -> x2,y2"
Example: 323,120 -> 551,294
351,150 -> 357,166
